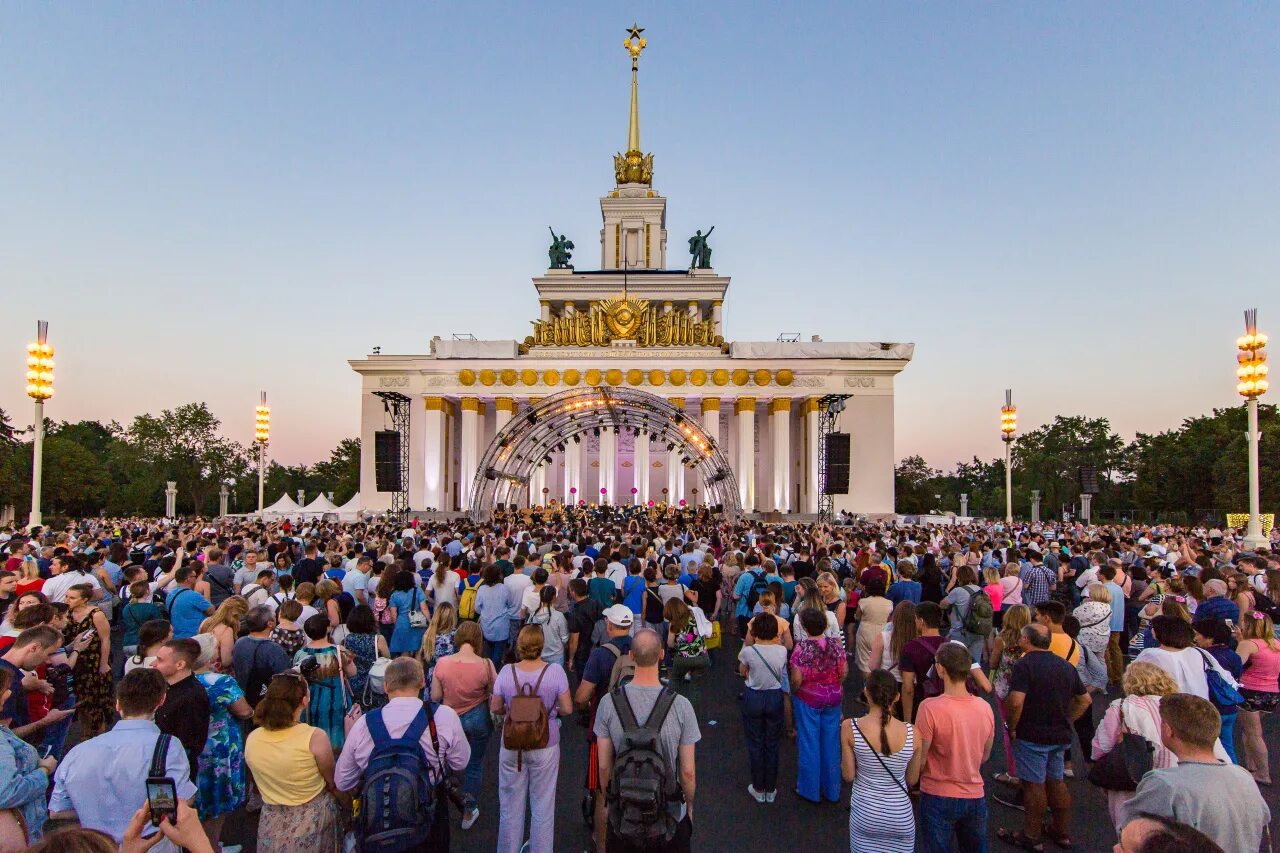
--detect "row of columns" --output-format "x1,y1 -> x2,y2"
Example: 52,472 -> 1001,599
438,394 -> 825,514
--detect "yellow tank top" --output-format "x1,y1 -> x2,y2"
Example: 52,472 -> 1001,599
245,723 -> 326,806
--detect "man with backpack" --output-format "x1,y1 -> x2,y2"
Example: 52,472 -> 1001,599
595,629 -> 699,853
732,554 -> 779,639
941,566 -> 994,665
336,657 -> 469,853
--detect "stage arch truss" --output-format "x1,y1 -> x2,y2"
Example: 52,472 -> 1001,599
469,386 -> 741,520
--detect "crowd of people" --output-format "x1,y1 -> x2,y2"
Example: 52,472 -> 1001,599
0,507 -> 1275,852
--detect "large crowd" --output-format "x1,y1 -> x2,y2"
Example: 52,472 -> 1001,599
0,507 -> 1276,853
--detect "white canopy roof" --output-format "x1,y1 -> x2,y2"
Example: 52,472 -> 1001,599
301,494 -> 340,514
335,492 -> 363,521
260,493 -> 303,517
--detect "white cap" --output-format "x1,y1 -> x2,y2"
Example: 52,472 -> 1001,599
602,604 -> 634,627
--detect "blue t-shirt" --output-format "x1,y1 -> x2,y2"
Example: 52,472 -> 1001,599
582,636 -> 633,689
0,660 -> 28,727
166,588 -> 213,639
1104,582 -> 1126,632
622,575 -> 646,614
732,569 -> 781,617
886,580 -> 922,606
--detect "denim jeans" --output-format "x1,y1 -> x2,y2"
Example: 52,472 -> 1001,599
793,697 -> 841,802
486,638 -> 509,671
919,793 -> 989,853
740,687 -> 784,793
457,703 -> 493,807
1220,710 -> 1239,764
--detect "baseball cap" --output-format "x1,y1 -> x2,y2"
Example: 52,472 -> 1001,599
602,604 -> 634,627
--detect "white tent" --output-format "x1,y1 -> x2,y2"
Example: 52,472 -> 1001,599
335,492 -> 364,521
301,494 -> 340,516
259,493 -> 303,518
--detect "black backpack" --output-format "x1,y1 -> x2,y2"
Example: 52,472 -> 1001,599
745,569 -> 769,612
1252,589 -> 1280,623
606,686 -> 681,845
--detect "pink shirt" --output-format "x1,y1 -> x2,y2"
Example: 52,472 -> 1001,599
984,583 -> 1004,612
1241,642 -> 1280,694
916,693 -> 995,798
334,696 -> 470,792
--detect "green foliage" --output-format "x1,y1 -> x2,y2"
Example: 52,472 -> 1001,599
898,406 -> 1279,522
0,400 -> 360,518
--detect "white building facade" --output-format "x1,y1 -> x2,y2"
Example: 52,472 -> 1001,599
348,29 -> 912,518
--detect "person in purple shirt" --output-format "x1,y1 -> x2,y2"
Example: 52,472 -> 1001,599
336,657 -> 469,852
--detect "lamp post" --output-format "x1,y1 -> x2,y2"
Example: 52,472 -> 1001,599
254,392 -> 270,515
24,322 -> 54,529
1237,309 -> 1269,550
1000,389 -> 1017,524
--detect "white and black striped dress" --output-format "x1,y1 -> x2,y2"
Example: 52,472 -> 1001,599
848,720 -> 915,853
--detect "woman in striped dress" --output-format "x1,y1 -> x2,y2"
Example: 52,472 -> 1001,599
840,670 -> 921,853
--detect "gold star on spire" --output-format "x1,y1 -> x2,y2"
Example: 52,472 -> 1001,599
614,24 -> 653,185
627,23 -> 644,40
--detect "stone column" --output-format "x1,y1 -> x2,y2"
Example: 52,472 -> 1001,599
218,484 -> 229,518
600,427 -> 617,504
565,438 -> 581,506
1080,493 -> 1093,525
460,398 -> 482,509
164,481 -> 177,518
711,300 -> 723,335
667,398 -> 685,506
635,434 -> 649,505
700,398 -> 721,507
960,493 -> 969,518
297,489 -> 306,507
736,398 -> 756,512
423,397 -> 448,511
494,397 -> 516,434
1031,490 -> 1041,524
687,300 -> 699,321
770,398 -> 792,513
802,397 -> 819,514
539,300 -> 551,322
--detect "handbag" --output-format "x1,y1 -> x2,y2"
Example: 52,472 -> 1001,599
706,621 -> 722,650
407,588 -> 428,629
1197,649 -> 1244,709
1087,706 -> 1154,791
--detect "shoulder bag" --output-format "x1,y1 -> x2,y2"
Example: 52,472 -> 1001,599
1087,705 -> 1153,791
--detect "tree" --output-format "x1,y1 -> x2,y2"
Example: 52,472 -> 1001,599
895,455 -> 941,514
1,435 -> 111,517
312,438 -> 360,504
1012,415 -> 1127,518
122,403 -> 251,515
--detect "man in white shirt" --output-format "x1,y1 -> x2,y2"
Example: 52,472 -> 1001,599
42,554 -> 104,604
606,553 -> 628,590
343,556 -> 372,605
412,543 -> 433,572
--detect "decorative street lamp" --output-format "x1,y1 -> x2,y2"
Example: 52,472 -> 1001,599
254,392 -> 270,515
1000,389 -> 1017,524
24,322 -> 54,529
1237,309 -> 1269,550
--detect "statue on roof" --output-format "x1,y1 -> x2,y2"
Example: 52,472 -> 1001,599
688,227 -> 715,270
548,228 -> 574,270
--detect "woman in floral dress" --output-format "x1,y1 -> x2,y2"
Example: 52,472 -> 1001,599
192,634 -> 253,847
341,605 -> 389,709
63,584 -> 113,738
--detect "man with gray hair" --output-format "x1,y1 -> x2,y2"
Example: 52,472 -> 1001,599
231,606 -> 290,706
336,657 -> 470,852
995,623 -> 1091,849
1195,578 -> 1240,624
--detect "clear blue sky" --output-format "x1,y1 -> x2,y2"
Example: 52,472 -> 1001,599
2,3 -> 1277,468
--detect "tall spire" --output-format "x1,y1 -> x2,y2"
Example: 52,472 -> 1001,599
614,24 -> 654,186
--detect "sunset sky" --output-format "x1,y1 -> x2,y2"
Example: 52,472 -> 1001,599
2,3 -> 1277,469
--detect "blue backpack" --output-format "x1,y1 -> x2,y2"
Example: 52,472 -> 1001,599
357,703 -> 441,852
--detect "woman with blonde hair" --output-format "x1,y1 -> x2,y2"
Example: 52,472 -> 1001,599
1072,583 -> 1113,656
244,674 -> 341,852
198,595 -> 248,674
418,601 -> 458,688
314,580 -> 343,633
745,590 -> 794,651
989,603 -> 1031,784
1091,661 -> 1230,829
1235,610 -> 1280,784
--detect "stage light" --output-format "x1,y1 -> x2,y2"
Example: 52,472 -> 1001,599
573,434 -> 581,444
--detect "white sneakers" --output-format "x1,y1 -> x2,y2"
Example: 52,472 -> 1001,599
747,785 -> 777,803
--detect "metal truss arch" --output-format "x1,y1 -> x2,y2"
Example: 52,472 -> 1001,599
469,386 -> 741,521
